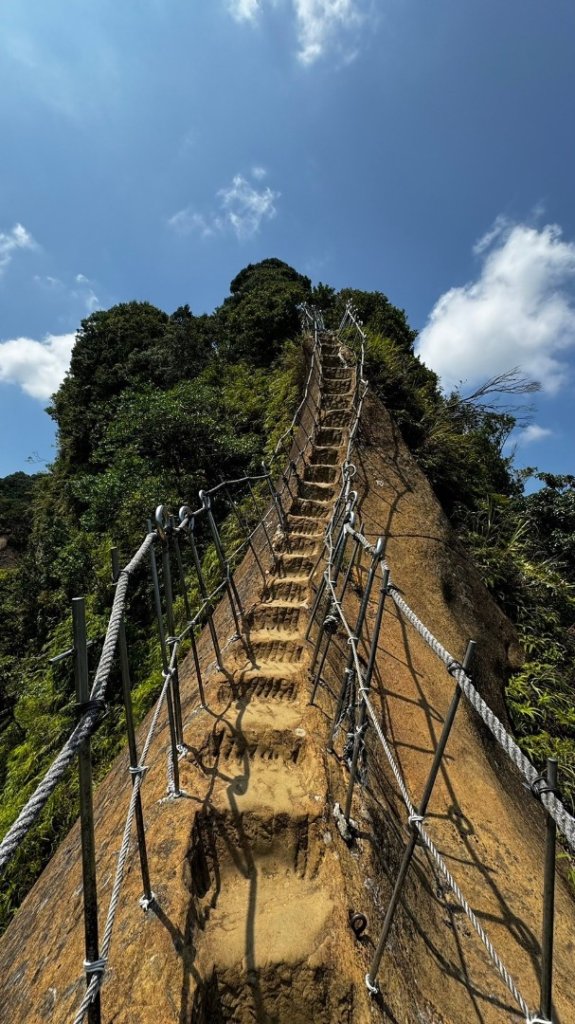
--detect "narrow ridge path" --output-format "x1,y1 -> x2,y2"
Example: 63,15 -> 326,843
177,335 -> 366,1023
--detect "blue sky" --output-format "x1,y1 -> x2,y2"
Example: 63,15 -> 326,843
1,0 -> 574,480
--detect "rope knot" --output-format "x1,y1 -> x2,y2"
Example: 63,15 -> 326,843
83,958 -> 106,976
408,813 -> 424,827
529,774 -> 558,799
75,698 -> 108,721
447,658 -> 463,677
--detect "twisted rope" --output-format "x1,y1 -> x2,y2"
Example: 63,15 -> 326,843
388,585 -> 575,854
0,533 -> 156,873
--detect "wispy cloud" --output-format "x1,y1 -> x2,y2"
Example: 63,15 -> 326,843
168,170 -> 280,241
417,219 -> 575,394
517,424 -> 553,445
0,223 -> 36,275
33,271 -> 100,314
228,0 -> 262,20
294,0 -> 364,64
0,333 -> 75,400
226,0 -> 367,64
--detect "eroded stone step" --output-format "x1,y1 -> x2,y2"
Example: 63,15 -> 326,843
274,534 -> 319,556
290,497 -> 332,519
309,446 -> 339,466
191,964 -> 354,1024
274,553 -> 316,577
303,464 -> 337,485
297,481 -> 334,503
245,636 -> 306,664
218,672 -> 300,705
266,579 -> 309,603
321,410 -> 350,429
203,719 -> 306,767
248,603 -> 305,634
323,365 -> 351,379
285,513 -> 325,535
321,394 -> 353,411
322,379 -> 353,396
315,427 -> 344,447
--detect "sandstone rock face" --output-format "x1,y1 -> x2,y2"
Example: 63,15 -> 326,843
0,334 -> 573,1024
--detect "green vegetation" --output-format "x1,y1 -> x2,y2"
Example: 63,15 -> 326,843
0,260 -> 573,927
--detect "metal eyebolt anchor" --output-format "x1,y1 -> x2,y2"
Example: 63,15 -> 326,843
349,912 -> 368,938
155,504 -> 168,538
179,505 -> 192,529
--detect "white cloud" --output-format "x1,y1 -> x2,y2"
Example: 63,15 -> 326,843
218,174 -> 279,239
417,220 -> 575,395
226,0 -> 366,63
251,165 -> 267,180
34,271 -> 100,313
0,333 -> 75,400
0,223 -> 36,274
168,210 -> 216,238
294,0 -> 363,64
228,0 -> 261,20
517,424 -> 553,445
168,169 -> 279,242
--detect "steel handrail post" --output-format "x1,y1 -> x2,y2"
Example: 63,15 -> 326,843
110,549 -> 153,907
366,640 -> 476,994
262,460 -> 288,534
223,484 -> 267,584
170,528 -> 206,708
327,538 -> 385,754
306,509 -> 354,643
199,490 -> 243,636
309,524 -> 353,670
247,479 -> 276,564
344,568 -> 390,823
540,757 -> 558,1021
186,513 -> 223,670
309,532 -> 362,703
160,523 -> 184,746
72,597 -> 102,1024
147,523 -> 181,795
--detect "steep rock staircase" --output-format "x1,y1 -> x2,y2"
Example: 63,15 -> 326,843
178,333 -> 364,1022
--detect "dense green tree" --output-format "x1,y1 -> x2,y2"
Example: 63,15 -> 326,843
215,258 -> 312,365
49,302 -> 170,467
0,472 -> 42,552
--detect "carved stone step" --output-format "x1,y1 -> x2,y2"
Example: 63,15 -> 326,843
321,394 -> 353,411
321,410 -> 349,429
315,428 -> 344,446
285,514 -> 324,537
290,497 -> 332,518
297,480 -> 334,503
265,579 -> 308,603
322,379 -> 353,396
309,446 -> 339,466
217,672 -> 300,705
274,534 -> 319,556
248,603 -> 305,634
274,553 -> 316,577
191,963 -> 354,1024
245,636 -> 306,664
303,464 -> 337,485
